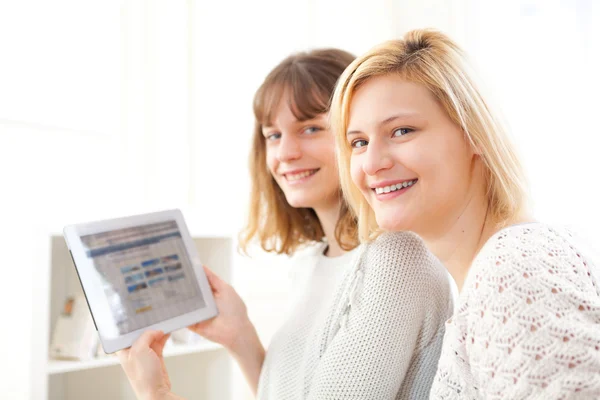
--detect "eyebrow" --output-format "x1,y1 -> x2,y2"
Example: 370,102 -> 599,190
346,112 -> 420,137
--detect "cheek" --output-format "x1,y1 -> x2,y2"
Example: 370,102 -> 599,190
391,141 -> 431,179
419,136 -> 472,199
311,136 -> 336,164
437,134 -> 472,179
349,156 -> 365,189
416,152 -> 449,197
265,149 -> 278,175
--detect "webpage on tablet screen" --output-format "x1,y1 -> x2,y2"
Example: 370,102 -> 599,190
80,221 -> 206,334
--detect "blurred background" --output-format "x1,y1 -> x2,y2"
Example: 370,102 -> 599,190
0,0 -> 598,399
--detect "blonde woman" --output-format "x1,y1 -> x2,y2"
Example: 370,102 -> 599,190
118,48 -> 453,399
331,29 -> 600,399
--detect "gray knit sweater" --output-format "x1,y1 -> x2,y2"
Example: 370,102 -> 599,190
257,231 -> 454,399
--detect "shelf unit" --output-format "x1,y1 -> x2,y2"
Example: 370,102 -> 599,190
33,226 -> 235,400
47,341 -> 222,375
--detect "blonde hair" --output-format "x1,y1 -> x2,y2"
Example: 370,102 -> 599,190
239,48 -> 359,255
331,29 -> 529,242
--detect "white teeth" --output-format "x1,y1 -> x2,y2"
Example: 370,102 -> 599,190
286,170 -> 316,181
374,179 -> 417,194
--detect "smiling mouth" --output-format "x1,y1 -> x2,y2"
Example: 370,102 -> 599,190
284,169 -> 319,182
373,179 -> 418,194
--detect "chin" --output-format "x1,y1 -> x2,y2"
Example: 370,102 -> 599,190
376,213 -> 411,233
284,194 -> 313,209
286,199 -> 308,209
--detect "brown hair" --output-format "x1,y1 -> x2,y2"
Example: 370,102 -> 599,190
239,48 -> 359,255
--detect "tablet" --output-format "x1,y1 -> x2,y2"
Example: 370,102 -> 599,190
63,209 -> 218,353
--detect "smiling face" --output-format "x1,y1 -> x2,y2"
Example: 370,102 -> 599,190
346,74 -> 479,237
263,98 -> 341,210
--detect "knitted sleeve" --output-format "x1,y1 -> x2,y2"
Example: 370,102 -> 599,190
459,225 -> 600,398
306,232 -> 452,399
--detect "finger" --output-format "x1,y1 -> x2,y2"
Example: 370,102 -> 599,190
203,265 -> 224,291
152,333 -> 171,357
188,321 -> 208,334
116,348 -> 130,364
132,330 -> 165,353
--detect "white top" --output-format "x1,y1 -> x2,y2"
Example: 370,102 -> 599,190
257,232 -> 454,399
430,223 -> 600,399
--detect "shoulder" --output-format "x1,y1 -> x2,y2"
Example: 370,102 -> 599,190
365,231 -> 445,273
477,222 -> 589,261
448,224 -> 600,397
360,231 -> 450,294
349,233 -> 453,338
467,223 -> 599,294
461,223 -> 600,326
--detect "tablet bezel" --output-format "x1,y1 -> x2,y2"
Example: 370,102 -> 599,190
63,209 -> 218,353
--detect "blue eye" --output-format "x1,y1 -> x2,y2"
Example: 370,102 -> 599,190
303,126 -> 321,135
393,127 -> 413,137
267,132 -> 281,141
351,139 -> 368,149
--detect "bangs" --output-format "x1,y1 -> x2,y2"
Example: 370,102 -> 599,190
253,61 -> 332,126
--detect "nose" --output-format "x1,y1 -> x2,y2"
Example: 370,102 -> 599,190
362,139 -> 393,176
277,133 -> 302,162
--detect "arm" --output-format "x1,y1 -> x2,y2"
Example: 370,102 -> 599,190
189,266 -> 265,395
462,233 -> 600,398
307,233 -> 451,399
227,319 -> 265,395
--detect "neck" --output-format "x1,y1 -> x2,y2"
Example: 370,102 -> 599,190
427,201 -> 493,291
420,163 -> 497,291
313,200 -> 344,257
421,184 -> 530,292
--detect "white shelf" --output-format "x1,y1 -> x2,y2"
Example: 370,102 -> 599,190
48,341 -> 223,375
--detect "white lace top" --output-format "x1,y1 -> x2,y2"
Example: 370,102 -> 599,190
430,223 -> 600,399
257,232 -> 454,399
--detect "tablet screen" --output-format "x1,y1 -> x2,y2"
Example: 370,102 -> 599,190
80,220 -> 206,335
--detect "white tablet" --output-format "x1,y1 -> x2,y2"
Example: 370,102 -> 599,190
63,209 -> 218,353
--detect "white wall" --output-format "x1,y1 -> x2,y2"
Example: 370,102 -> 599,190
461,0 -> 600,243
0,2 -> 123,398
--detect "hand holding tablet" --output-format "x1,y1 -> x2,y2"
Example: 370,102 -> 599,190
117,330 -> 175,400
63,209 -> 218,353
